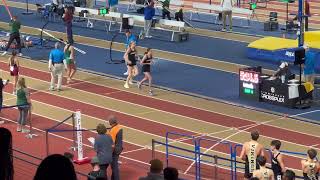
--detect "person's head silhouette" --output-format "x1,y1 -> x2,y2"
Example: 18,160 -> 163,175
0,128 -> 13,180
34,154 -> 77,180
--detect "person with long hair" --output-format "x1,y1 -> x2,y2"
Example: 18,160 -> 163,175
0,127 -> 14,180
64,42 -> 76,83
16,77 -> 31,133
8,50 -> 19,94
34,154 -> 77,180
123,41 -> 139,89
138,48 -> 153,96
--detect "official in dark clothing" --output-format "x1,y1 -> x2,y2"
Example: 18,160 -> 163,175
2,16 -> 22,56
162,0 -> 171,20
94,124 -> 113,179
108,115 -> 123,180
175,8 -> 183,21
62,7 -> 74,44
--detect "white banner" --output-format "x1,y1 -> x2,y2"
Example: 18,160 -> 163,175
75,111 -> 83,160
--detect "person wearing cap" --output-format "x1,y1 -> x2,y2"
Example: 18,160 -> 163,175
123,30 -> 137,76
303,45 -> 316,85
87,156 -> 102,180
139,159 -> 164,180
94,124 -> 113,179
48,42 -> 67,91
107,115 -> 123,180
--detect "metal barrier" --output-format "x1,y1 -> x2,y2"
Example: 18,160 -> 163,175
153,133 -> 320,180
12,148 -> 88,178
165,132 -> 199,179
45,113 -> 75,156
197,137 -> 233,180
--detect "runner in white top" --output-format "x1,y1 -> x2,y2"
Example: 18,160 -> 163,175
253,156 -> 274,180
240,130 -> 265,179
301,149 -> 320,180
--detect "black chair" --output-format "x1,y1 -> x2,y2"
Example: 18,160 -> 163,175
269,12 -> 277,22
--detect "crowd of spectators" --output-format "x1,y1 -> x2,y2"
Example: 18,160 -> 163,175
1,126 -> 319,180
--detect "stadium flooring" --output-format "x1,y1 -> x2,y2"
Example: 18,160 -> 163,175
0,1 -> 320,179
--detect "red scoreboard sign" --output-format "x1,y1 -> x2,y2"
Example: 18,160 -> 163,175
239,70 -> 260,84
239,68 -> 261,101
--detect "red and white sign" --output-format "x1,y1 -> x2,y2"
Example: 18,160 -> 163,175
240,70 -> 259,84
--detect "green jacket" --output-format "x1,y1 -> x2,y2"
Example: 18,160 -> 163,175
9,20 -> 21,34
162,0 -> 170,8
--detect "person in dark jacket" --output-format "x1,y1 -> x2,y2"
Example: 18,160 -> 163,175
87,156 -> 102,180
162,0 -> 171,20
94,124 -> 113,179
175,6 -> 184,21
139,159 -> 164,180
143,1 -> 155,38
108,115 -> 123,180
62,7 -> 74,44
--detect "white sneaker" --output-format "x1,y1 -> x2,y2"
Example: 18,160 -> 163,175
123,71 -> 129,75
18,53 -> 23,56
12,91 -> 16,95
49,87 -> 55,91
0,121 -> 5,124
124,83 -> 129,89
149,90 -> 154,96
146,35 -> 152,38
129,80 -> 133,85
1,51 -> 7,56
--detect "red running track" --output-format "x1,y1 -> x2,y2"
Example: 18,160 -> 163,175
4,62 -> 320,147
0,62 -> 318,177
0,108 -> 235,179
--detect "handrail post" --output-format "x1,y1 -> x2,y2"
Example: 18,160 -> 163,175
195,140 -> 200,180
45,130 -> 49,156
213,155 -> 218,179
230,144 -> 234,180
165,132 -> 169,167
152,139 -> 155,160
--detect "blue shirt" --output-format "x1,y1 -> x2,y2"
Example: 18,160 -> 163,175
144,6 -> 155,20
125,34 -> 137,48
109,0 -> 119,7
94,134 -> 113,165
304,51 -> 316,75
49,49 -> 64,63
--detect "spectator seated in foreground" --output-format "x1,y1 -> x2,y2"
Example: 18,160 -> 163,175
164,167 -> 179,180
139,159 -> 164,180
33,154 -> 77,180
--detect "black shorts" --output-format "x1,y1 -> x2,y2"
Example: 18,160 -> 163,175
142,65 -> 150,73
245,160 -> 259,179
128,60 -> 136,67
